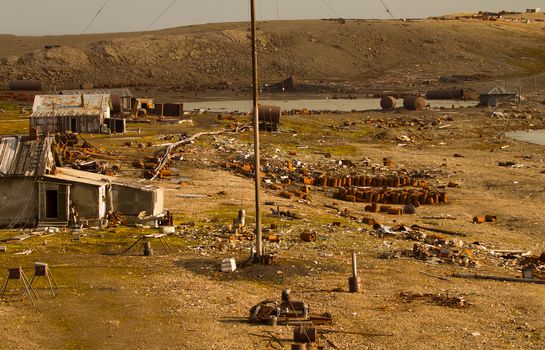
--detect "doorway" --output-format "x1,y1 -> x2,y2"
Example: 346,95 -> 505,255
45,189 -> 59,219
70,118 -> 77,132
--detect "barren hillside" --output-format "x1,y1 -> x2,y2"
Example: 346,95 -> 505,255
1,18 -> 545,91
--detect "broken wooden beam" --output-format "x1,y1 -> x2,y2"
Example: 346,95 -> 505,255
411,224 -> 467,237
452,272 -> 545,285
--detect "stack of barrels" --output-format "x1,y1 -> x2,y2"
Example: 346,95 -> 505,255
309,175 -> 427,188
336,187 -> 447,207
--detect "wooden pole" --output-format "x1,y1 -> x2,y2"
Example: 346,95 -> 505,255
348,252 -> 360,292
250,0 -> 263,258
351,252 -> 358,277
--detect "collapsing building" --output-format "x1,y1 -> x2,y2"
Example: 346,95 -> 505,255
0,135 -> 164,228
479,86 -> 517,107
30,94 -> 126,134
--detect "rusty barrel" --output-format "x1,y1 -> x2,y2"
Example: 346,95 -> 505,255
380,96 -> 397,109
80,82 -> 94,90
293,326 -> 317,343
473,216 -> 485,224
485,215 -> 497,222
300,232 -> 317,242
403,96 -> 427,110
258,104 -> 281,123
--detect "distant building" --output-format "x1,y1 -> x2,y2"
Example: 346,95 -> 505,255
30,94 -> 125,134
61,88 -> 133,114
526,8 -> 541,13
479,86 -> 517,107
0,135 -> 164,228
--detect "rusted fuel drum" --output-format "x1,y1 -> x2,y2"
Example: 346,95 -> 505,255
258,104 -> 281,123
293,326 -> 317,343
80,82 -> 94,90
380,95 -> 397,109
9,79 -> 42,91
425,89 -> 464,100
403,96 -> 427,110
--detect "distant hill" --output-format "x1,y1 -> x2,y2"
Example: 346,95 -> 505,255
1,18 -> 545,91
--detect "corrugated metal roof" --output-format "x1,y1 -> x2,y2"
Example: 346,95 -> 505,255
30,110 -> 102,118
60,88 -> 133,97
0,136 -> 54,177
32,94 -> 110,112
31,94 -> 110,119
483,86 -> 517,95
43,167 -> 112,186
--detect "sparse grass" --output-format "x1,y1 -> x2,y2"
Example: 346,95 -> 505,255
513,47 -> 545,74
0,102 -> 20,112
0,120 -> 28,135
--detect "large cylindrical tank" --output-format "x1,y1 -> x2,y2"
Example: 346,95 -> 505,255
380,96 -> 397,109
425,89 -> 464,100
403,96 -> 427,110
80,82 -> 94,90
8,80 -> 42,91
258,105 -> 281,123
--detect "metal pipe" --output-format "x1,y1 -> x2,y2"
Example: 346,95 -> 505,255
250,0 -> 263,258
352,252 -> 357,277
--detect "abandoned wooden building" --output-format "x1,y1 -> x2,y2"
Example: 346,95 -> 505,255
61,88 -> 133,114
30,94 -> 126,134
478,86 -> 517,107
0,135 -> 164,228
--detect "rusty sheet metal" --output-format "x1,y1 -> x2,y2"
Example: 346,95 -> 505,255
0,136 -> 53,177
31,94 -> 110,120
60,88 -> 133,97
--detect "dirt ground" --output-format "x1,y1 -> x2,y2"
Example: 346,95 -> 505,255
1,92 -> 545,349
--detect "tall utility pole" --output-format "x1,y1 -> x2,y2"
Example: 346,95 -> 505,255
250,0 -> 263,259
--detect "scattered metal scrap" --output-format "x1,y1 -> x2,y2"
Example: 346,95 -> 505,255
249,289 -> 332,326
399,291 -> 468,308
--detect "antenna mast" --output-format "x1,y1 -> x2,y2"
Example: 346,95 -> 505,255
250,0 -> 263,259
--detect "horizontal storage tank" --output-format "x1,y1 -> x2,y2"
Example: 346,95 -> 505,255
380,96 -> 397,109
258,105 -> 281,123
9,80 -> 42,91
403,96 -> 427,110
425,89 -> 464,100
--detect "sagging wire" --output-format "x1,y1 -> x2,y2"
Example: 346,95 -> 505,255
81,0 -> 110,35
139,0 -> 178,36
378,0 -> 396,19
320,0 -> 341,18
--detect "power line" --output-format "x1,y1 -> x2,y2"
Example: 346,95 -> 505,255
81,0 -> 110,35
140,0 -> 178,35
320,0 -> 341,18
378,0 -> 396,19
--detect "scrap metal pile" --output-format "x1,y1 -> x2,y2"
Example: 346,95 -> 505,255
53,133 -> 120,175
249,289 -> 332,326
374,223 -> 545,278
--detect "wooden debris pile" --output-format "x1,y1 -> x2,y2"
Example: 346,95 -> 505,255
53,133 -> 120,175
